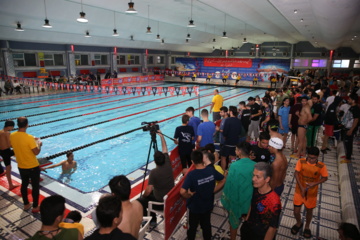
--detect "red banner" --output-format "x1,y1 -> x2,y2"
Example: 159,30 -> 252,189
203,58 -> 252,68
164,163 -> 195,240
169,146 -> 182,179
101,75 -> 164,86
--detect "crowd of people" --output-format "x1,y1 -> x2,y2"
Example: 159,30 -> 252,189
1,73 -> 360,239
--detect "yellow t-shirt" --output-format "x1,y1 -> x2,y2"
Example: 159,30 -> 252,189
212,94 -> 224,112
214,164 -> 224,175
10,132 -> 39,169
236,76 -> 241,80
253,77 -> 258,81
59,222 -> 84,237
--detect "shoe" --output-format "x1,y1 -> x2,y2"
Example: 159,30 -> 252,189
31,206 -> 40,213
303,228 -> 312,238
24,203 -> 32,211
150,220 -> 157,227
325,148 -> 331,151
291,223 -> 303,235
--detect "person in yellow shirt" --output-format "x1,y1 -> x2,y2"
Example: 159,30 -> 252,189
210,89 -> 224,121
191,73 -> 197,81
59,210 -> 85,237
10,117 -> 42,213
206,74 -> 212,83
235,75 -> 242,85
253,76 -> 259,85
222,74 -> 229,84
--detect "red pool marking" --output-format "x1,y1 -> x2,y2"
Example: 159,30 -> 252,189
130,179 -> 148,199
23,93 -> 97,104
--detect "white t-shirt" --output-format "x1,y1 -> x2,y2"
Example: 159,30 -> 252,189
325,96 -> 335,111
339,103 -> 350,120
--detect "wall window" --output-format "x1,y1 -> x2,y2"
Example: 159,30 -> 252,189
157,56 -> 165,64
75,54 -> 89,66
117,55 -> 126,65
293,58 -> 309,67
171,57 -> 176,64
13,53 -> 37,67
147,56 -> 154,64
311,59 -> 327,68
332,59 -> 350,68
94,54 -> 108,65
44,53 -> 64,66
354,60 -> 360,68
129,55 -> 140,65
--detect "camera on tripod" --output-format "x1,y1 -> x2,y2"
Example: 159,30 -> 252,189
141,121 -> 160,134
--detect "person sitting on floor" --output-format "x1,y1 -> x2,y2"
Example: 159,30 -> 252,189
27,195 -> 82,240
59,210 -> 84,237
85,195 -> 136,240
109,175 -> 143,238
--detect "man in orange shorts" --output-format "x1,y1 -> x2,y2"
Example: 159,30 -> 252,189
291,147 -> 328,239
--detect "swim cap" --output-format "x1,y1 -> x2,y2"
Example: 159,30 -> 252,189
269,137 -> 283,150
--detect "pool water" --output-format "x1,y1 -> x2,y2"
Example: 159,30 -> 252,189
1,83 -> 265,192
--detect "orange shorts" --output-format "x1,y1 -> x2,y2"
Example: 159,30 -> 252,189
324,124 -> 334,137
293,192 -> 317,209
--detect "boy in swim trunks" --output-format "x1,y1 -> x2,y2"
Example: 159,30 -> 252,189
0,120 -> 18,190
291,147 -> 328,239
43,151 -> 77,174
297,97 -> 312,158
268,138 -> 287,196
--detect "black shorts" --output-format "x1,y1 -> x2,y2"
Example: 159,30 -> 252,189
180,154 -> 191,169
291,125 -> 298,135
0,148 -> 14,166
220,145 -> 236,157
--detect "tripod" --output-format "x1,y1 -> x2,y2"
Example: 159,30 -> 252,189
140,131 -> 158,197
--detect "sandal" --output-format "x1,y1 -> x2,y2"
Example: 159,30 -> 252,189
291,223 -> 303,235
303,228 -> 312,238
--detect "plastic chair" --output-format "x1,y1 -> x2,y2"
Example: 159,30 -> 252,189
138,216 -> 152,240
147,201 -> 165,218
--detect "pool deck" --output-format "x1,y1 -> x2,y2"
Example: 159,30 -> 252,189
0,90 -> 359,240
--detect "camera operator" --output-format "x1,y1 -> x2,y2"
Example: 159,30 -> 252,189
138,130 -> 175,226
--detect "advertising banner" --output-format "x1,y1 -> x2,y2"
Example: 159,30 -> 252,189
204,58 -> 252,68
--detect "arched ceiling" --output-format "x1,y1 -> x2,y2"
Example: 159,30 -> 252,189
0,0 -> 359,53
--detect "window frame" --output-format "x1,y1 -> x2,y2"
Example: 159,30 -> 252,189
44,53 -> 64,66
75,54 -> 89,66
353,60 -> 360,68
13,53 -> 37,67
332,59 -> 350,68
94,54 -> 108,65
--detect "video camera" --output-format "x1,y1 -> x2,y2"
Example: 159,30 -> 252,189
141,121 -> 160,134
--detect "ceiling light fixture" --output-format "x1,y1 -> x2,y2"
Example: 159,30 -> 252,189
354,35 -> 357,38
15,22 -> 24,31
77,0 -> 88,23
213,38 -> 216,43
300,18 -> 304,22
126,1 -> 137,14
112,12 -> 119,36
186,39 -> 189,44
130,35 -> 134,41
187,0 -> 195,27
186,33 -> 191,40
222,14 -> 228,38
294,9 -> 298,14
156,21 -> 161,40
161,39 -> 165,45
251,46 -> 254,50
42,0 -> 52,28
242,38 -> 248,43
146,5 -> 152,34
85,31 -> 91,37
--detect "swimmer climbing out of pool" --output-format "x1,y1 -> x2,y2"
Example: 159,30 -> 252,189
42,151 -> 77,174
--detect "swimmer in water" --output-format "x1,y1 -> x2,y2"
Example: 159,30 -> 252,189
42,151 -> 77,175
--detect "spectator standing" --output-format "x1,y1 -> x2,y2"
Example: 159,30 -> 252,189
321,96 -> 342,154
108,175 -> 143,238
138,131 -> 174,225
10,117 -> 42,213
278,98 -> 291,147
250,131 -> 271,163
268,138 -> 287,196
289,97 -> 302,153
0,120 -> 18,189
197,109 -> 216,147
180,151 -> 225,240
247,97 -> 262,142
341,93 -> 360,162
59,210 -> 85,237
275,89 -> 288,117
186,107 -> 201,146
260,98 -> 271,132
85,195 -> 136,240
221,142 -> 255,240
216,106 -> 228,147
210,89 -> 224,121
241,162 -> 281,240
238,101 -> 251,140
174,115 -> 195,172
297,97 -> 312,158
291,147 -> 328,239
221,106 -> 242,170
4,79 -> 13,95
306,94 -> 323,147
27,195 -> 82,240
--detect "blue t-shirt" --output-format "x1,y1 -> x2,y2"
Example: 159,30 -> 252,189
197,121 -> 215,147
278,106 -> 290,127
182,165 -> 224,213
188,116 -> 201,144
174,125 -> 194,154
223,117 -> 242,145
